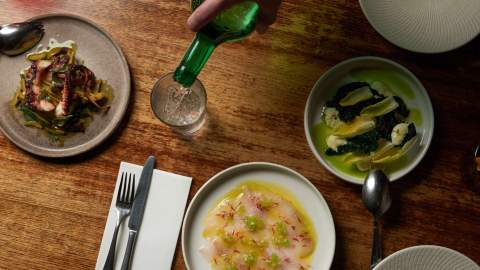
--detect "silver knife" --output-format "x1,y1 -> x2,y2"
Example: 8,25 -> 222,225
120,156 -> 156,270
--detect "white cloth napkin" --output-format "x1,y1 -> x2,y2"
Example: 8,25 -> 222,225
95,162 -> 192,270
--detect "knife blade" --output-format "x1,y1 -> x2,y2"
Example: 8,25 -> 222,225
120,156 -> 156,270
128,155 -> 156,230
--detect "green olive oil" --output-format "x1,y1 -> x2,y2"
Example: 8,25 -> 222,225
315,69 -> 422,181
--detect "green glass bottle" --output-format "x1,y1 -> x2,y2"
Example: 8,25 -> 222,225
173,0 -> 259,87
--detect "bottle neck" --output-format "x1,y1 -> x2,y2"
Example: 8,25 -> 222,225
174,33 -> 216,88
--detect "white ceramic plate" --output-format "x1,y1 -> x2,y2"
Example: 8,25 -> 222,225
304,56 -> 434,184
373,245 -> 480,270
359,0 -> 480,53
182,162 -> 336,270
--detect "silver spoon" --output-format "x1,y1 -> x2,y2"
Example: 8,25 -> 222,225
474,144 -> 479,169
474,144 -> 480,190
362,169 -> 392,269
0,21 -> 44,56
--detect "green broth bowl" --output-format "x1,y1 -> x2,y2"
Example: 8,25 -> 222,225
304,56 -> 434,184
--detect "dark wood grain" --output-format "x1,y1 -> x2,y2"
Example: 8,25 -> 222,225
0,0 -> 479,269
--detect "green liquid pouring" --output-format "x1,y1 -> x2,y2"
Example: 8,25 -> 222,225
173,1 -> 259,87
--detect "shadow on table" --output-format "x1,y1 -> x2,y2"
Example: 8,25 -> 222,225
330,219 -> 348,269
383,138 -> 438,229
159,106 -> 237,178
328,124 -> 439,268
327,142 -> 437,270
175,106 -> 225,142
400,35 -> 480,69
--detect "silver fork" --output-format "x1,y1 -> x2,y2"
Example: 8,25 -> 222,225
103,172 -> 136,270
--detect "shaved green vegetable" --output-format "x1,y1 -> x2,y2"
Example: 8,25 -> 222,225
12,42 -> 114,144
339,86 -> 373,106
334,116 -> 376,138
326,82 -> 384,122
244,216 -> 265,232
19,104 -> 50,127
373,137 -> 417,164
24,121 -> 43,129
361,96 -> 399,117
322,81 -> 418,171
273,222 -> 290,247
344,154 -> 373,171
268,253 -> 280,268
243,254 -> 256,267
26,51 -> 48,61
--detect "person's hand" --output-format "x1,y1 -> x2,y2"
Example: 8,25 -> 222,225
187,0 -> 281,33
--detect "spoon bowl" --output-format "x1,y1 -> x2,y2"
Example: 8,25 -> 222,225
362,169 -> 392,269
0,21 -> 44,56
363,170 -> 392,217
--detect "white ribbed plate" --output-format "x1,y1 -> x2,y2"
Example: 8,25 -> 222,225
374,245 -> 480,270
359,0 -> 480,53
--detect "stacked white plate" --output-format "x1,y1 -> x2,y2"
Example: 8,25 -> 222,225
359,0 -> 480,53
374,245 -> 480,270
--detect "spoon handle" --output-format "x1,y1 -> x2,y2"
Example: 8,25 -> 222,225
371,218 -> 382,269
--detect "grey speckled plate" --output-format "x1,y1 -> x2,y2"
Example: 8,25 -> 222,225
0,14 -> 130,158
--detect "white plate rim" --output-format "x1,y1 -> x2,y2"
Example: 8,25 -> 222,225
181,161 -> 336,270
358,0 -> 480,54
373,245 -> 480,270
304,56 -> 435,184
0,13 -> 131,158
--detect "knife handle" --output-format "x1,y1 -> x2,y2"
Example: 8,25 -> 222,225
120,230 -> 138,270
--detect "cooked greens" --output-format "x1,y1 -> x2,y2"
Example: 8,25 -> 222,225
326,82 -> 384,122
11,39 -> 113,142
323,81 -> 417,171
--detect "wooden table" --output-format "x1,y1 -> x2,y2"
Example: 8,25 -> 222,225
1,0 -> 479,269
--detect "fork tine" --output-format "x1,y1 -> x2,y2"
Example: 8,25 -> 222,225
130,175 -> 136,204
121,172 -> 128,202
117,172 -> 125,203
126,173 -> 132,204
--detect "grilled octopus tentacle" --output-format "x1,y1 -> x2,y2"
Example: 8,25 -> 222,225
71,64 -> 104,109
56,68 -> 72,116
70,64 -> 95,88
61,68 -> 72,115
25,63 -> 38,109
26,60 -> 55,111
56,64 -> 97,116
51,53 -> 69,70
